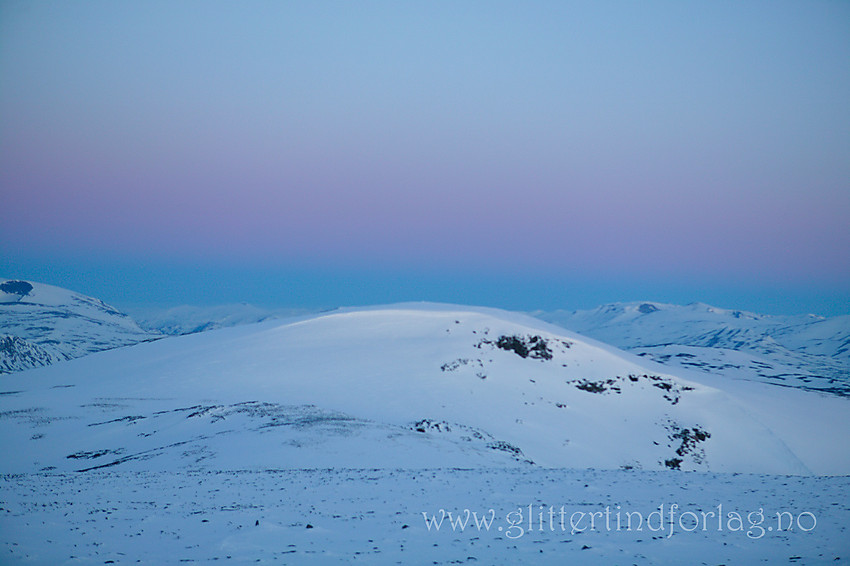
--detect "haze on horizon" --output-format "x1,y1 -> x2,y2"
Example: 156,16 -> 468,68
1,1 -> 848,316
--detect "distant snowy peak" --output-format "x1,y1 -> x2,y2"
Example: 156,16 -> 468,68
565,301 -> 770,324
0,279 -> 158,374
127,303 -> 315,336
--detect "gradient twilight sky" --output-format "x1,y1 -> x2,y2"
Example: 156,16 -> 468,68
1,1 -> 849,315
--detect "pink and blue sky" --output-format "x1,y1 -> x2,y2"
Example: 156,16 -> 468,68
1,1 -> 849,314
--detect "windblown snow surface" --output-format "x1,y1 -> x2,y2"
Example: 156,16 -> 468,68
1,304 -> 848,564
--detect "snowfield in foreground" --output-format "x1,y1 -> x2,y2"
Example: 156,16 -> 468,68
2,469 -> 848,565
1,303 -> 849,564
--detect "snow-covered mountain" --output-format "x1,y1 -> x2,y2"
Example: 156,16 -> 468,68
3,303 -> 846,476
0,279 -> 159,373
127,299 -> 850,398
534,302 -> 850,396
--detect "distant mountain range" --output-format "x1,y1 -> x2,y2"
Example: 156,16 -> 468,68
4,280 -> 848,401
534,302 -> 850,396
126,303 -> 314,336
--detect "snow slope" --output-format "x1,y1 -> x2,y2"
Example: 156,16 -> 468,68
535,302 -> 850,396
2,303 -> 846,476
123,300 -> 850,396
0,279 -> 158,373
